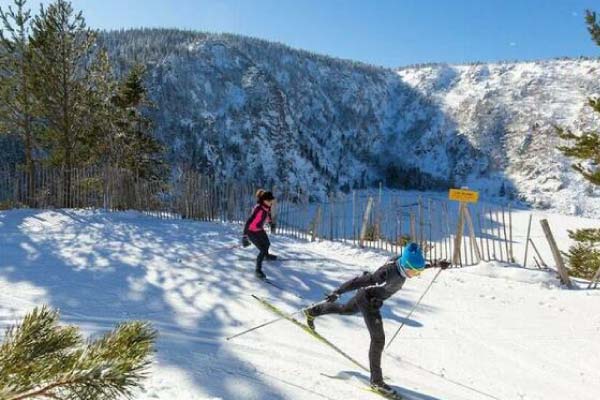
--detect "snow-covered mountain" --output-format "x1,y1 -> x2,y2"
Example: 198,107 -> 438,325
2,29 -> 597,216
397,60 -> 600,217
99,30 -> 600,216
101,29 -> 454,198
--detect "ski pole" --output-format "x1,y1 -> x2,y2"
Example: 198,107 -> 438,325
226,299 -> 328,341
385,268 -> 443,352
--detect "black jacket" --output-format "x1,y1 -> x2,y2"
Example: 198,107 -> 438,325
336,257 -> 406,302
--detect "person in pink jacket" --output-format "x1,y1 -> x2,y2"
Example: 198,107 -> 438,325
242,189 -> 277,279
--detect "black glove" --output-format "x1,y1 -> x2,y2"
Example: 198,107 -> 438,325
325,291 -> 340,303
435,260 -> 451,270
368,295 -> 383,309
241,235 -> 251,248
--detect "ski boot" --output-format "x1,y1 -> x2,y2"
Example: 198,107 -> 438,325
304,309 -> 316,330
370,381 -> 398,398
255,269 -> 267,280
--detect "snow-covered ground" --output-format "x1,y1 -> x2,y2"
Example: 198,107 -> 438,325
0,209 -> 599,400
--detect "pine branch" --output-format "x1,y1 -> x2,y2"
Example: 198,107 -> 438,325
0,307 -> 156,400
8,377 -> 83,400
586,10 -> 600,47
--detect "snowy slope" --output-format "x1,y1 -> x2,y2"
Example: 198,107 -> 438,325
398,60 -> 600,218
1,209 -> 599,400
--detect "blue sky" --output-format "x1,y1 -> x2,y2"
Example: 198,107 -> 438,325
3,0 -> 600,67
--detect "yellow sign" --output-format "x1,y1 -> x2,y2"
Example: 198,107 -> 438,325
449,188 -> 479,203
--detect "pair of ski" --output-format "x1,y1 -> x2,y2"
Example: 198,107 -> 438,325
257,276 -> 285,291
252,295 -> 407,400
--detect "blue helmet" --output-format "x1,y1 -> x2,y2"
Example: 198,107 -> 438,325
397,243 -> 425,274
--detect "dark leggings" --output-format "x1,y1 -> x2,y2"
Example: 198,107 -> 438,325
248,230 -> 270,271
311,292 -> 385,383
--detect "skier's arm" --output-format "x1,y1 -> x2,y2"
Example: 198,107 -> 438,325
335,265 -> 389,295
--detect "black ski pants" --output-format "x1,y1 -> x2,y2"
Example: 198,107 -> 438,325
311,290 -> 385,383
248,230 -> 270,272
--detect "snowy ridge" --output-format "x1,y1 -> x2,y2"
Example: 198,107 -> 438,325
397,60 -> 600,217
3,29 -> 598,216
103,29 -> 600,216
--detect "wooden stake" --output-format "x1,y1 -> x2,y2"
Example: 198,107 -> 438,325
352,191 -> 356,246
453,202 -> 466,266
360,197 -> 374,248
495,210 -> 504,262
508,204 -> 514,262
410,209 -> 417,241
418,196 -> 424,248
464,206 -> 482,263
488,208 -> 497,260
540,219 -> 573,288
523,214 -> 533,268
501,207 -> 511,263
529,238 -> 548,268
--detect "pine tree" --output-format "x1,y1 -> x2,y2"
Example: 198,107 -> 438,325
0,0 -> 38,205
554,9 -> 600,280
29,0 -> 98,206
499,181 -> 506,197
86,48 -> 119,167
564,229 -> 600,280
0,306 -> 156,400
555,11 -> 600,186
112,64 -> 165,179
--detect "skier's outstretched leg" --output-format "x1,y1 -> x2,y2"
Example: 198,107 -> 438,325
305,295 -> 360,330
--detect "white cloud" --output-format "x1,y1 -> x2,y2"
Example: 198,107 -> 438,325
509,42 -> 517,47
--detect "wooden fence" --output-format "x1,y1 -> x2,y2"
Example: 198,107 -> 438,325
275,190 -> 515,267
0,166 -> 516,267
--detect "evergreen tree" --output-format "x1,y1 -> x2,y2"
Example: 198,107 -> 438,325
555,9 -> 600,280
112,64 -> 165,179
555,11 -> 600,186
0,306 -> 156,400
564,229 -> 600,280
0,0 -> 38,205
86,48 -> 119,167
29,0 -> 98,205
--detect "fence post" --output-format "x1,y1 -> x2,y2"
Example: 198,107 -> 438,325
528,238 -> 548,268
501,207 -> 512,262
271,197 -> 279,235
360,197 -> 374,248
488,208 -> 497,260
418,196 -> 424,248
539,219 -> 573,288
311,205 -> 322,242
329,194 -> 334,241
464,206 -> 482,263
508,204 -> 514,262
409,209 -> 417,241
523,214 -> 533,268
352,190 -> 356,246
452,202 -> 466,266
